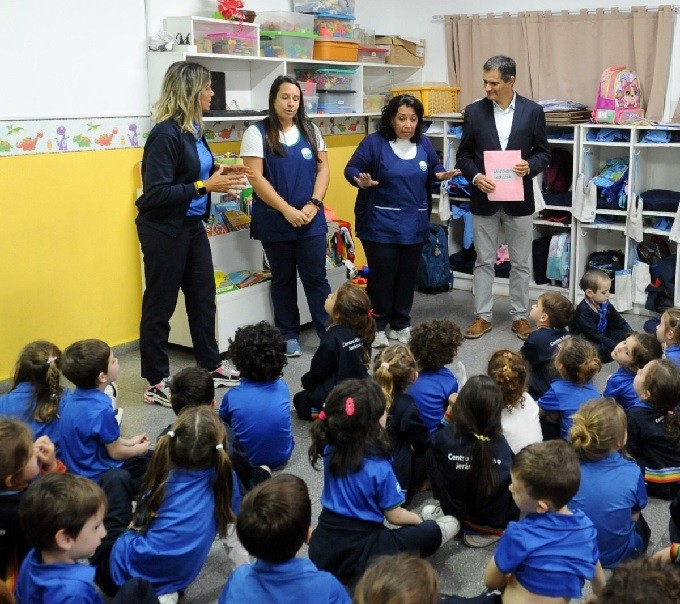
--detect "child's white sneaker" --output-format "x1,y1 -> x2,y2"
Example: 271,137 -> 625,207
374,331 -> 389,348
436,515 -> 460,544
387,326 -> 411,344
421,504 -> 444,521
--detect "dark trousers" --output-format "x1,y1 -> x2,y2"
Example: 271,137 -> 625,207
635,513 -> 651,554
138,219 -> 220,384
361,240 -> 423,331
262,235 -> 330,340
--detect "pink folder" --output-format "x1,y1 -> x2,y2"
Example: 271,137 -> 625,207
483,150 -> 524,201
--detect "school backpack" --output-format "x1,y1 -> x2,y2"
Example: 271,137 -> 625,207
542,148 -> 573,194
546,232 -> 571,288
592,66 -> 645,124
586,249 -> 625,293
417,223 -> 453,294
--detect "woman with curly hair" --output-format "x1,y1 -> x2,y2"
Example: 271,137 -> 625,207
218,321 -> 293,468
407,319 -> 465,434
488,349 -> 542,454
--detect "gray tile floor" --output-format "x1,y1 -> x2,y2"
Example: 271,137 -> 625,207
90,290 -> 672,601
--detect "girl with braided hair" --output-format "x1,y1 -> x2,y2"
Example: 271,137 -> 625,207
488,349 -> 542,454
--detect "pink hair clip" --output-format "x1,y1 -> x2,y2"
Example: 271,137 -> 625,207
345,396 -> 355,416
318,410 -> 327,421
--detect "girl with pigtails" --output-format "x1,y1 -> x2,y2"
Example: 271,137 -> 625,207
109,406 -> 239,601
487,349 -> 542,454
373,344 -> 429,504
425,375 -> 518,548
308,379 -> 458,586
0,340 -> 69,448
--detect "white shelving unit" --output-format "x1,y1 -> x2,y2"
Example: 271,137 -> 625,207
147,15 -> 423,351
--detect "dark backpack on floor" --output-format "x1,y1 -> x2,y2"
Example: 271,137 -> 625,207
417,223 -> 453,294
586,249 -> 624,293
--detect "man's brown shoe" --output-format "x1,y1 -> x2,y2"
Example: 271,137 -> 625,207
512,318 -> 532,340
464,318 -> 492,339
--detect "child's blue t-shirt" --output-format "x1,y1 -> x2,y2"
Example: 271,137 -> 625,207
16,549 -> 102,603
570,452 -> 647,568
110,467 -> 220,595
320,446 -> 404,523
219,377 -> 294,468
58,388 -> 122,480
538,379 -> 600,439
494,510 -> 599,599
407,367 -> 458,434
603,367 -> 642,412
0,383 -> 69,447
219,557 -> 350,604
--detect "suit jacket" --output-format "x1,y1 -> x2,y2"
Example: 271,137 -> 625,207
456,94 -> 550,216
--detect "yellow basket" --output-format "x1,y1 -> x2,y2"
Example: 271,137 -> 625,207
391,85 -> 460,116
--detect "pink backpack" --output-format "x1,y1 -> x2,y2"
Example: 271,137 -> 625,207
592,66 -> 645,124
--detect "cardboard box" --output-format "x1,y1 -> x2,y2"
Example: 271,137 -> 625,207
375,35 -> 425,66
196,38 -> 213,54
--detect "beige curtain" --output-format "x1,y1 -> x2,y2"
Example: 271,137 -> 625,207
445,6 -> 674,120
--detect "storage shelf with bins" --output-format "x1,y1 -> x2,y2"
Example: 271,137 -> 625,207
148,15 -> 424,350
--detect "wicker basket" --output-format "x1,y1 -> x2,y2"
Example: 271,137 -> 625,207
391,85 -> 460,115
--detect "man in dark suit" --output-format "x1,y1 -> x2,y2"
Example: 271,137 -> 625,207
457,55 -> 550,341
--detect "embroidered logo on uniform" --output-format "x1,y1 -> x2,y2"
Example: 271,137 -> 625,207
419,161 -> 427,171
301,148 -> 313,159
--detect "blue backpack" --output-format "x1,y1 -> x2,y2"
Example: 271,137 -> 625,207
417,223 -> 453,294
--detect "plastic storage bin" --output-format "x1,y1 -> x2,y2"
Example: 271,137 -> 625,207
304,95 -> 319,114
313,14 -> 355,39
318,90 -> 355,114
260,31 -> 315,58
298,80 -> 318,97
294,67 -> 356,91
358,46 -> 388,63
207,25 -> 258,56
391,85 -> 461,115
256,11 -> 314,34
363,94 -> 385,113
293,0 -> 355,16
312,40 -> 359,62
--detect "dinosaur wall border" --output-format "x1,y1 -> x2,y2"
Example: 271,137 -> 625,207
0,116 -> 367,157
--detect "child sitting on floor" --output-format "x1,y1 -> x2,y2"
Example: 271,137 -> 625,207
603,332 -> 662,412
569,398 -> 649,568
373,344 -> 430,504
656,308 -> 680,368
0,341 -> 70,449
628,359 -> 680,499
407,319 -> 464,435
570,269 -> 632,363
294,282 -> 374,421
538,337 -> 601,440
484,440 -> 605,602
218,474 -> 349,604
219,321 -> 293,468
425,376 -> 518,548
308,379 -> 459,586
521,292 -> 572,399
17,473 -> 157,604
488,349 -> 542,454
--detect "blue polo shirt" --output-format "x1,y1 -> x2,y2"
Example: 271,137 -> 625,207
110,467 -> 221,595
603,368 -> 641,412
407,368 -> 458,434
538,380 -> 600,439
16,549 -> 102,603
219,378 -> 293,468
495,510 -> 599,599
666,344 -> 680,369
320,446 -> 404,523
570,452 -> 647,568
219,557 -> 350,604
0,383 -> 68,447
58,388 -> 122,480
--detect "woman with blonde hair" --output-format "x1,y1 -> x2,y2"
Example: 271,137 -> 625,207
136,61 -> 251,407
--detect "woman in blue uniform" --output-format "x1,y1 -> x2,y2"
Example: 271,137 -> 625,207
240,75 -> 331,357
345,95 -> 456,348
